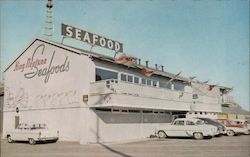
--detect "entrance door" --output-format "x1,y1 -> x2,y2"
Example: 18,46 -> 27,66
15,116 -> 20,129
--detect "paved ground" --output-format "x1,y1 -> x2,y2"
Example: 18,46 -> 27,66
1,135 -> 250,157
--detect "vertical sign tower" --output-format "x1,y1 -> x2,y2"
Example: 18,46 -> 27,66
44,0 -> 53,39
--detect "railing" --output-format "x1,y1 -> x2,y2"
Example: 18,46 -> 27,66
221,95 -> 237,105
90,79 -> 219,105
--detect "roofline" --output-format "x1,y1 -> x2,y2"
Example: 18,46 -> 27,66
3,38 -> 232,88
4,38 -> 89,73
4,38 -> 37,73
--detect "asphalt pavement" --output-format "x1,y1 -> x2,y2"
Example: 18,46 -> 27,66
1,135 -> 250,157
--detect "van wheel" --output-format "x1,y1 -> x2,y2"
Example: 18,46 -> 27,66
227,130 -> 235,136
29,138 -> 36,145
193,132 -> 203,140
7,136 -> 13,143
158,131 -> 167,138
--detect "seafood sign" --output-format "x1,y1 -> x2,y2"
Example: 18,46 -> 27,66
13,44 -> 70,83
61,23 -> 123,52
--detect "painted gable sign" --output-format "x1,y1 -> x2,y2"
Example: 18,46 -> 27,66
4,39 -> 94,111
13,43 -> 70,83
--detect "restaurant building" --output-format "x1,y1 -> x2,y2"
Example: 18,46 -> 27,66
2,24 -> 234,143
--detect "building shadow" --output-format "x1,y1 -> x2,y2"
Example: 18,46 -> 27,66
98,142 -> 134,157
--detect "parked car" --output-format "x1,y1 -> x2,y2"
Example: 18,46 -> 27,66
6,123 -> 59,145
246,120 -> 250,131
230,119 -> 250,131
217,119 -> 249,136
156,118 -> 218,140
196,117 -> 226,135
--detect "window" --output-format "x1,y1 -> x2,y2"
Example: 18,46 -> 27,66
174,120 -> 184,125
159,81 -> 166,88
193,94 -> 198,99
129,109 -> 140,113
143,110 -> 153,113
121,74 -> 126,81
146,80 -> 152,86
141,78 -> 146,85
153,81 -> 158,87
134,77 -> 139,84
153,111 -> 159,114
96,68 -> 118,81
166,83 -> 172,89
112,109 -> 120,113
120,73 -> 134,83
96,108 -> 112,112
173,82 -> 185,91
186,121 -> 195,125
128,75 -> 133,82
196,120 -> 204,125
121,109 -> 128,113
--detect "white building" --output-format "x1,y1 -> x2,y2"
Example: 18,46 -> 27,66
3,38 -> 229,144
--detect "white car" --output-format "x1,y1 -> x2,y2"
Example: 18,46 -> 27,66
232,119 -> 250,132
157,118 -> 218,140
217,119 -> 249,136
246,120 -> 250,131
6,123 -> 59,145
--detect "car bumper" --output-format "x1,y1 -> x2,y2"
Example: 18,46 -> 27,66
38,137 -> 59,142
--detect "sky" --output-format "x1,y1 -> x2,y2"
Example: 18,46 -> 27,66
0,0 -> 249,111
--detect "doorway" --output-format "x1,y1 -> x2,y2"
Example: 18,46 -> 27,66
15,116 -> 20,129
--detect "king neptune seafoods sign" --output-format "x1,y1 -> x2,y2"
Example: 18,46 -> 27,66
61,23 -> 123,53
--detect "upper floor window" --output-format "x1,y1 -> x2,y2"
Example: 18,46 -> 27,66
121,73 -> 133,83
121,74 -> 126,81
146,80 -> 152,86
96,68 -> 118,81
134,77 -> 139,84
128,75 -> 133,82
141,78 -> 146,85
153,80 -> 158,87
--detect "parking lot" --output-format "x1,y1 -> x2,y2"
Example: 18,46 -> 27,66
1,135 -> 250,157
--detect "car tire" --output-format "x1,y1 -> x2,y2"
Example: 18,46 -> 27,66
7,136 -> 13,143
193,132 -> 203,140
226,130 -> 235,136
29,138 -> 36,145
158,130 -> 167,138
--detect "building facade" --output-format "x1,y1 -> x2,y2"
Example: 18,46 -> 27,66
0,83 -> 4,136
2,38 -> 231,144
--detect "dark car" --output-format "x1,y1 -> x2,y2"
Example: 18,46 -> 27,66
196,117 -> 226,136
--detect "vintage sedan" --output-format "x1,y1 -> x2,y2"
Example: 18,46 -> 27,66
6,123 -> 59,145
217,119 -> 249,136
196,117 -> 226,135
246,120 -> 250,131
157,118 -> 218,140
231,119 -> 250,131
